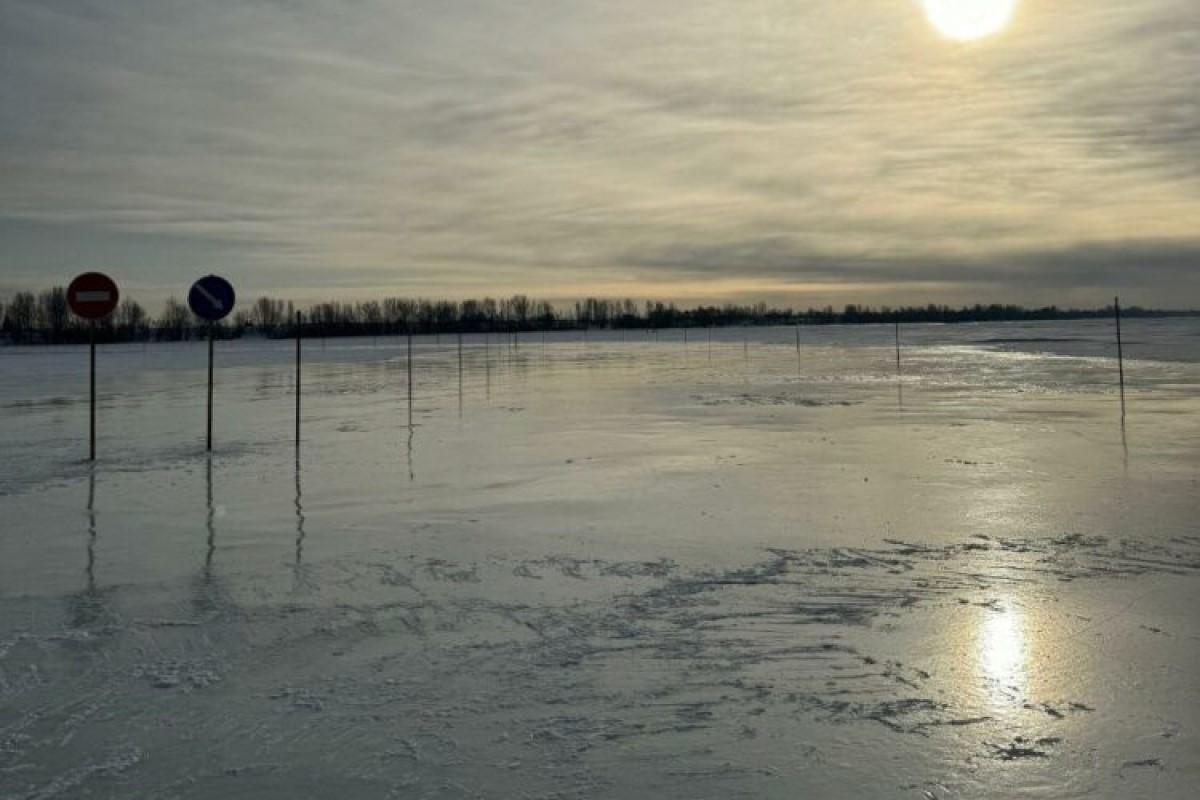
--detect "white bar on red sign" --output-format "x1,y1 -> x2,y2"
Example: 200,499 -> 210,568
75,292 -> 112,302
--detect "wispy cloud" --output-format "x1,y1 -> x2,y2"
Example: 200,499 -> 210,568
1,0 -> 1197,305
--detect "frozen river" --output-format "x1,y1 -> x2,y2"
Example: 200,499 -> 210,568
1,319 -> 1198,798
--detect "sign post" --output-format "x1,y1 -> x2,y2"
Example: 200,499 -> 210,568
188,275 -> 236,451
67,273 -> 120,461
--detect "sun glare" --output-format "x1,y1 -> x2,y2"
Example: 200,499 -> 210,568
922,0 -> 1017,41
979,604 -> 1027,705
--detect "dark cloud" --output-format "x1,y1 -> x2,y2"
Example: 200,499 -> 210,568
622,237 -> 1200,299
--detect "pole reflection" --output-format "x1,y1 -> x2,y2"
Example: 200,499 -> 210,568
194,455 -> 233,614
204,454 -> 215,580
68,466 -> 107,628
86,465 -> 97,595
1121,418 -> 1129,473
294,455 -> 306,565
407,422 -> 415,482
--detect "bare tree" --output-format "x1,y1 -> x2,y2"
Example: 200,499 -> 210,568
509,294 -> 531,328
359,300 -> 383,331
5,292 -> 37,343
37,287 -> 70,343
157,296 -> 193,341
251,296 -> 286,331
114,298 -> 148,340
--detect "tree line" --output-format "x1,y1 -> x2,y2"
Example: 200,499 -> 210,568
0,288 -> 1194,345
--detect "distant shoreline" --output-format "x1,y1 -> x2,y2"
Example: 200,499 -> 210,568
2,293 -> 1198,346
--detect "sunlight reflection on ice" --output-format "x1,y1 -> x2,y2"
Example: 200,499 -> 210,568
979,601 -> 1027,706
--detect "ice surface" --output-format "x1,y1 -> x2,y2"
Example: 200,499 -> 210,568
1,320 -> 1198,798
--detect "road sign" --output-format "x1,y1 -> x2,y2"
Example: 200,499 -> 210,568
67,272 -> 120,320
188,275 -> 236,322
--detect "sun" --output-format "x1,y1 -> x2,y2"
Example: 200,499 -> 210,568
922,0 -> 1018,41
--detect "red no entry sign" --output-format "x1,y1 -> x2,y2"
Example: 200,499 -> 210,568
67,272 -> 120,320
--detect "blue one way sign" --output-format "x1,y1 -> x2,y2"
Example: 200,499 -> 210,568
188,275 -> 236,322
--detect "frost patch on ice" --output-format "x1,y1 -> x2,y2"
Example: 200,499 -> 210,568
132,658 -> 223,691
11,746 -> 144,799
694,392 -> 859,408
2,532 -> 1198,797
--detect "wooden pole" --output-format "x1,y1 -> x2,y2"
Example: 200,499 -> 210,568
1115,296 -> 1126,420
89,323 -> 96,461
295,311 -> 302,450
206,323 -> 215,452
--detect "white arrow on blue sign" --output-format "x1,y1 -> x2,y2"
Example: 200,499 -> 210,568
188,275 -> 236,322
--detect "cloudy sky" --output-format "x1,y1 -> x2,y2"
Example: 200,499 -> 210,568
2,0 -> 1197,308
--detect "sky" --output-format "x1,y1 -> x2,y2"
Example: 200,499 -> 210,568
1,0 -> 1198,309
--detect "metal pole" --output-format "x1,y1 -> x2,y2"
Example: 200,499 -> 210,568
407,328 -> 414,430
457,331 -> 463,417
795,324 -> 801,374
295,311 -> 302,450
89,323 -> 96,461
894,317 -> 902,376
1115,296 -> 1126,420
206,323 -> 215,452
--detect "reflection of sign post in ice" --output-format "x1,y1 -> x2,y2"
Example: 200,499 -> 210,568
68,272 -> 120,461
188,275 -> 236,451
